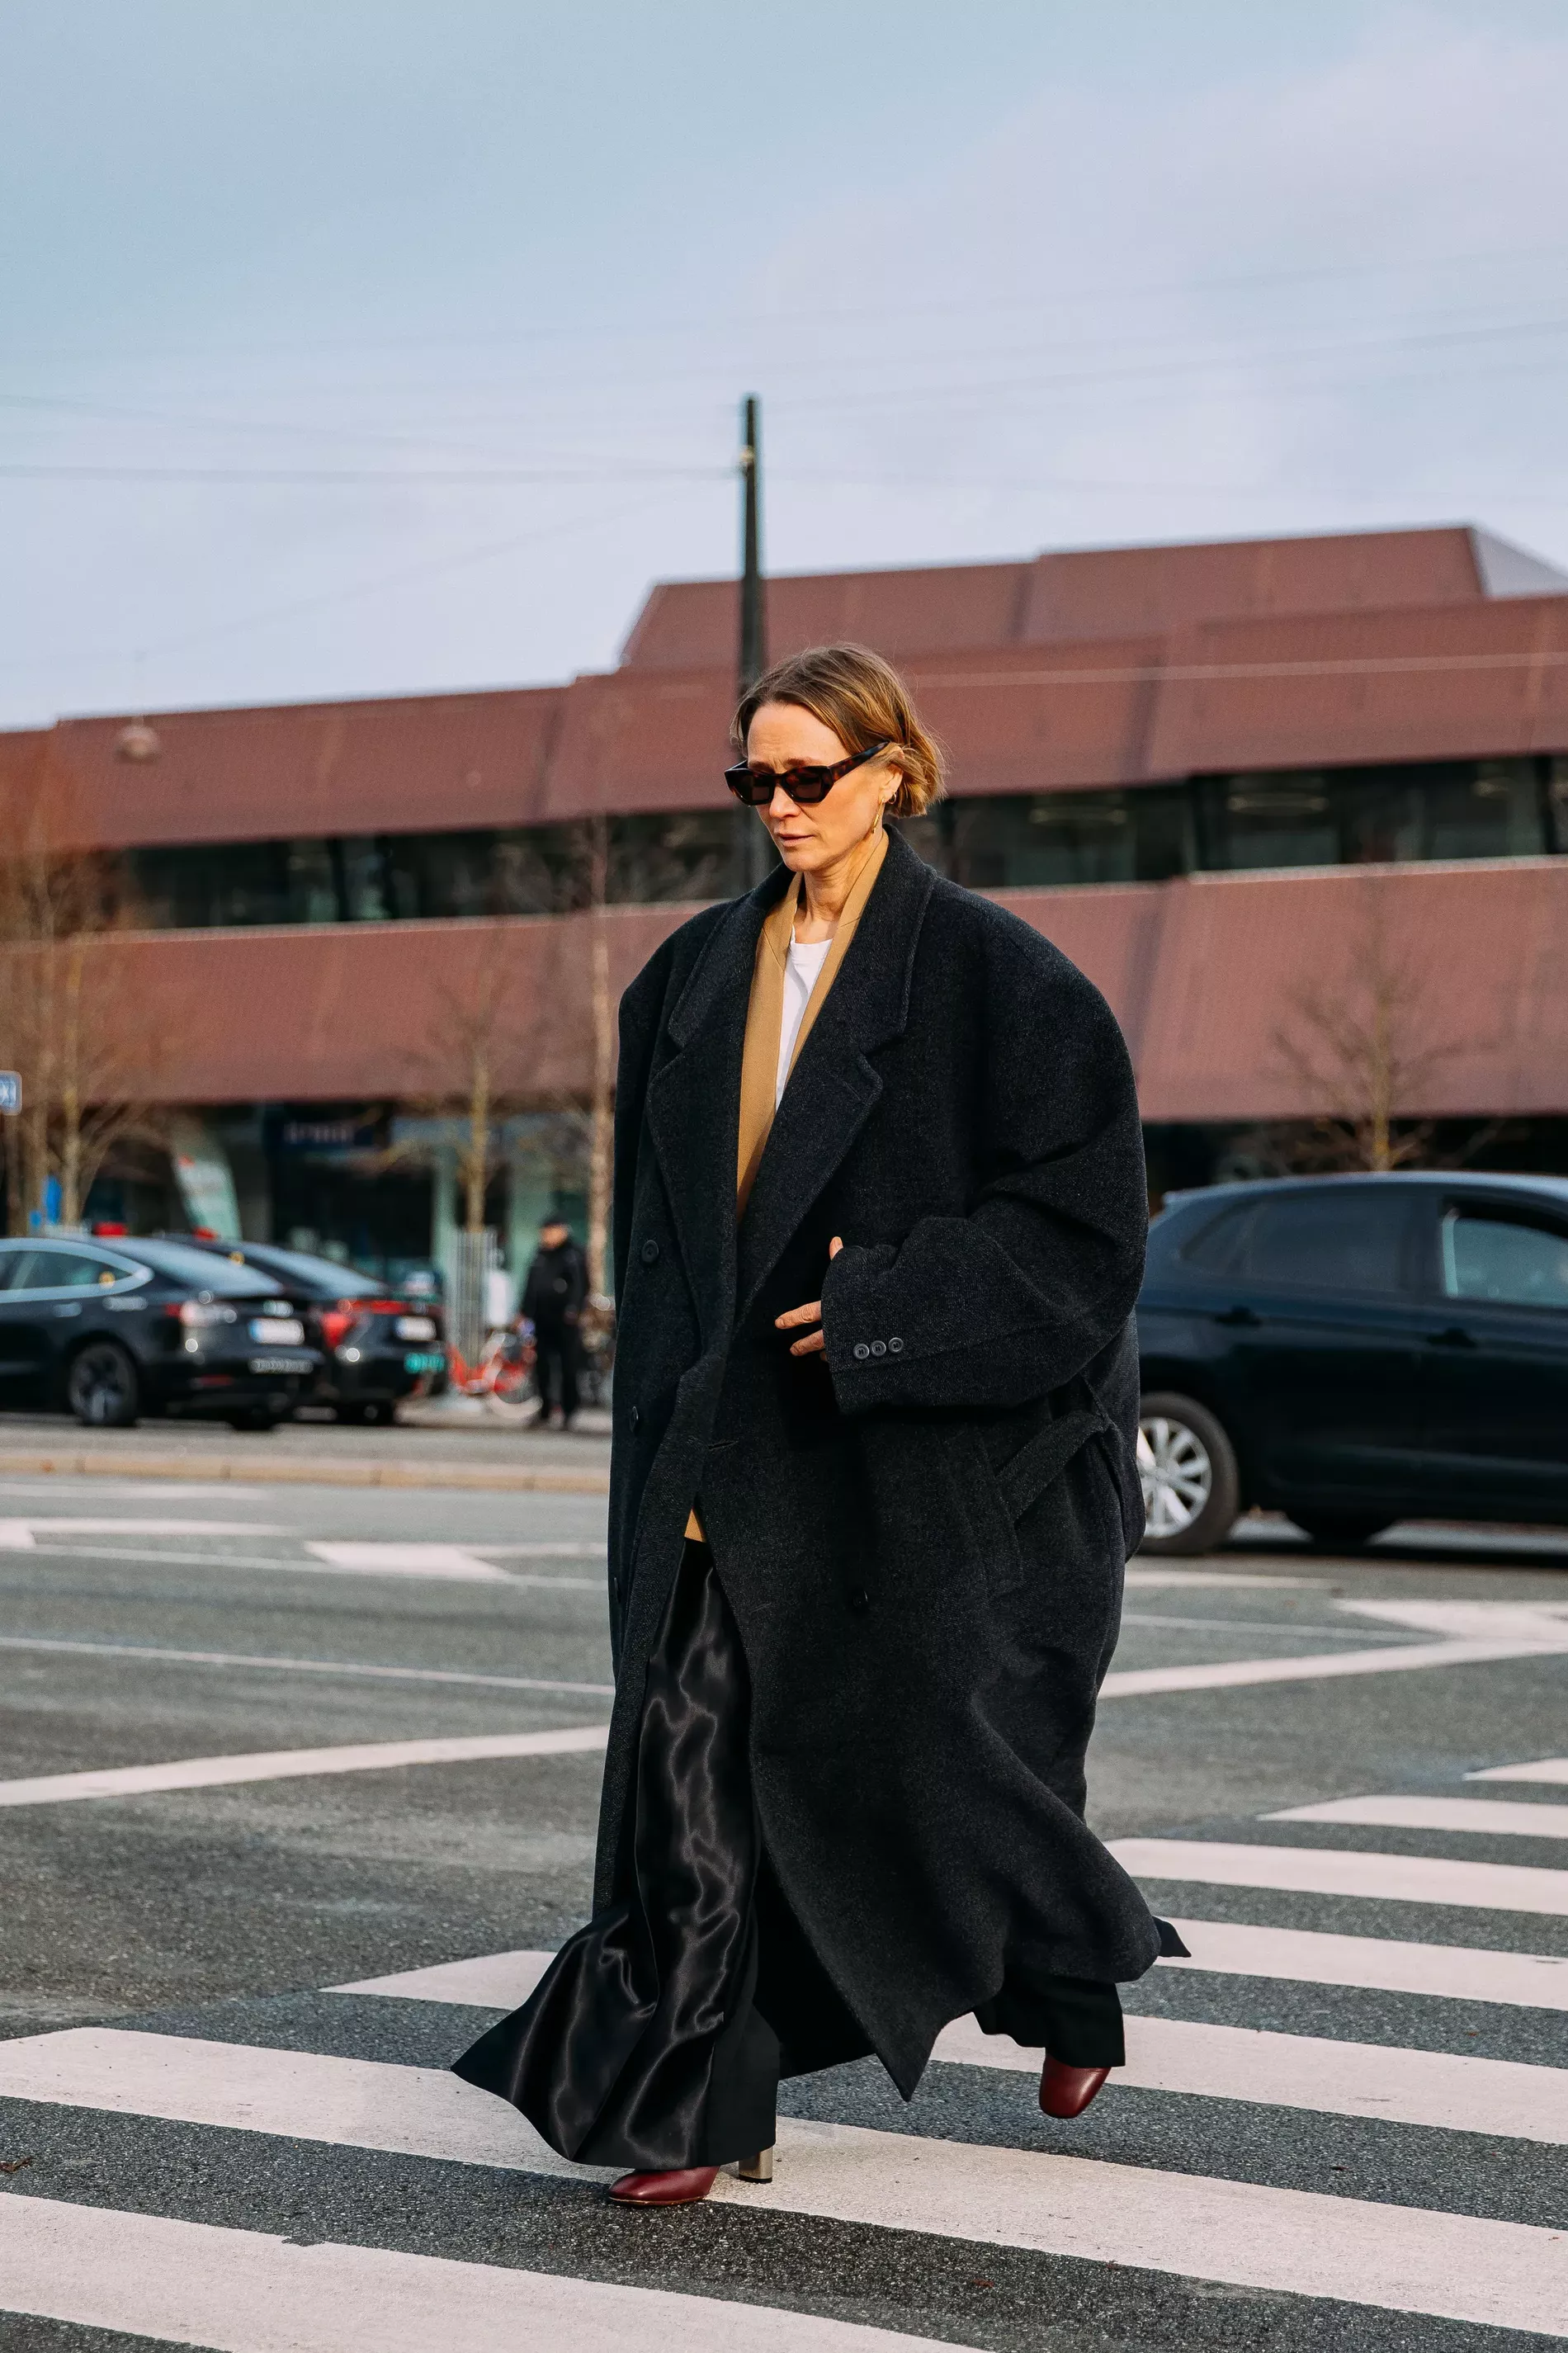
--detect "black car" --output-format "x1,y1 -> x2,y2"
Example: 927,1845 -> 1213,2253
0,1235 -> 319,1430
181,1240 -> 446,1424
1136,1172 -> 1568,1553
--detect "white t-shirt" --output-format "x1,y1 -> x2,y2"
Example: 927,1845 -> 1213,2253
777,936 -> 832,1107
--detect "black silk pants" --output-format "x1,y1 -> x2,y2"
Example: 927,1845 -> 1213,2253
452,1538 -> 1125,2171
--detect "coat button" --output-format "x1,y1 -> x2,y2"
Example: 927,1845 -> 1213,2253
848,1586 -> 869,1613
888,1336 -> 904,1354
629,1404 -> 641,1432
640,1237 -> 660,1266
870,1340 -> 886,1357
852,1342 -> 871,1360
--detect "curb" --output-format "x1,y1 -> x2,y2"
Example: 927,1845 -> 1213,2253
0,1449 -> 609,1495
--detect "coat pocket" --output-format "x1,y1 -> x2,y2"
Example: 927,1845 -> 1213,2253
972,1406 -> 1108,1595
995,1407 -> 1108,1522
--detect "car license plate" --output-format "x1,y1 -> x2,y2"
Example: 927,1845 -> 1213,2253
249,1356 -> 312,1375
404,1350 -> 445,1373
250,1316 -> 305,1344
396,1315 -> 437,1341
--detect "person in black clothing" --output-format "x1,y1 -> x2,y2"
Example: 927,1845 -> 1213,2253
523,1219 -> 588,1428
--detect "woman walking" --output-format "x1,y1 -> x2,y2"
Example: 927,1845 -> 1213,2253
454,643 -> 1178,2204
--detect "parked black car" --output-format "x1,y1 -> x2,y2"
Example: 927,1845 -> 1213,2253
1137,1172 -> 1568,1553
0,1235 -> 318,1429
180,1239 -> 446,1424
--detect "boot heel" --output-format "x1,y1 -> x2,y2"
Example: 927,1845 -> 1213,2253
737,2146 -> 774,2182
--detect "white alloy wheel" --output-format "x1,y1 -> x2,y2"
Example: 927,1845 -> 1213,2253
1138,1412 -> 1214,1540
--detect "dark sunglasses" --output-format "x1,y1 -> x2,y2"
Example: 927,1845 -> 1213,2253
724,739 -> 890,807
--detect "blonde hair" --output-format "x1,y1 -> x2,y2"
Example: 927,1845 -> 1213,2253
733,643 -> 946,819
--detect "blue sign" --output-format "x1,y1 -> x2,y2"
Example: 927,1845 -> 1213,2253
0,1072 -> 19,1115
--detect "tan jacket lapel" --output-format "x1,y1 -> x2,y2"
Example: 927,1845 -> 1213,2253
734,826 -> 888,1216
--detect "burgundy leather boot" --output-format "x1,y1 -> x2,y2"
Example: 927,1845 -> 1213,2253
1039,2060 -> 1111,2119
608,2166 -> 720,2206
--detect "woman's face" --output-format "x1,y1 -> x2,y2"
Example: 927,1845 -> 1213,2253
744,700 -> 898,876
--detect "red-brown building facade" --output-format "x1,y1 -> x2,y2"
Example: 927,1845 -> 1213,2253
4,523 -> 1567,1278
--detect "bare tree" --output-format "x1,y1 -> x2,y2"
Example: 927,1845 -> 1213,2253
0,819 -> 166,1231
1265,896 -> 1465,1174
409,963 -> 529,1232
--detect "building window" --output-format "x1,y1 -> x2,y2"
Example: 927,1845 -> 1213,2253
116,756 -> 1556,932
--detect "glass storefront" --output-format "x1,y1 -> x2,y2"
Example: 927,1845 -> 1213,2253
117,757 -> 1562,929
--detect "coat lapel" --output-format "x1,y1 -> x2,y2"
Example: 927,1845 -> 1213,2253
736,830 -> 935,1324
645,871 -> 784,1347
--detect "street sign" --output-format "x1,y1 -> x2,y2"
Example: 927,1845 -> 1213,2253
0,1072 -> 20,1115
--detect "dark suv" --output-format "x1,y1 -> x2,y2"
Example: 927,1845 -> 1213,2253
1137,1173 -> 1568,1553
0,1236 -> 319,1429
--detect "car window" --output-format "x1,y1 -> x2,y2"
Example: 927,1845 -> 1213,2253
114,1238 -> 275,1294
1243,1190 -> 1410,1294
10,1250 -> 130,1292
211,1244 -> 378,1296
1443,1211 -> 1568,1310
1180,1204 -> 1258,1274
0,1245 -> 35,1291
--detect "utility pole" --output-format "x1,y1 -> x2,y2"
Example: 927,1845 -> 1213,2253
739,394 -> 766,694
738,394 -> 772,885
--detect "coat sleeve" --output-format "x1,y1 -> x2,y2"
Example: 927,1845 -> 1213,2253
819,930 -> 1147,1415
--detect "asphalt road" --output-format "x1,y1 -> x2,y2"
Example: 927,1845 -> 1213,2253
0,1467 -> 1565,2351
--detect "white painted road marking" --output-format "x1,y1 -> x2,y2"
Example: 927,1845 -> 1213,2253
1268,1794 -> 1568,1839
1100,1632 -> 1568,1698
1160,1917 -> 1568,2009
1111,1838 -> 1568,1915
0,1726 -> 609,1806
706,2115 -> 1568,2336
1343,1599 -> 1568,1642
1122,1568 -> 1321,1590
338,1927 -> 1568,2016
0,2034 -> 1561,2336
0,1517 -> 284,1538
1471,1755 -> 1568,1784
304,1541 -> 516,1582
932,2010 -> 1568,2142
335,1948 -> 555,2004
0,1632 -> 613,1698
0,2198 -> 931,2353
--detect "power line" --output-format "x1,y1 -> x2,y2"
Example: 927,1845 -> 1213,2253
0,460 -> 725,486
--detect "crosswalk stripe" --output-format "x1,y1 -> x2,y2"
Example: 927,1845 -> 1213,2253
1100,1632 -> 1568,1699
1161,1917 -> 1568,2008
1110,1837 -> 1568,1914
932,2011 -> 1568,2141
337,1924 -> 1568,2016
305,1542 -> 516,1583
1267,1794 -> 1568,1838
334,1949 -> 555,2004
0,2030 -> 1562,2335
0,1726 -> 609,1807
0,2195 -> 927,2351
1471,1756 -> 1568,1784
706,2119 -> 1568,2336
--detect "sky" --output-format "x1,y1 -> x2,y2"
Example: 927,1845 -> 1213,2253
5,0 -> 1568,725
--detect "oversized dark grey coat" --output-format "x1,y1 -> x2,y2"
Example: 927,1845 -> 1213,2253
603,827 -> 1162,2098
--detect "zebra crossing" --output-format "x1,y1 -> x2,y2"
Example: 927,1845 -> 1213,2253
2,1755 -> 1566,2346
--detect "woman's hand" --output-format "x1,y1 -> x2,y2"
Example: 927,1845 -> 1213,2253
775,1237 -> 843,1356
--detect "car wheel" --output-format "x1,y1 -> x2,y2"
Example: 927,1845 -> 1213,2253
1136,1391 -> 1240,1556
1289,1510 -> 1394,1548
334,1400 -> 394,1425
66,1340 -> 140,1429
224,1406 -> 282,1432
